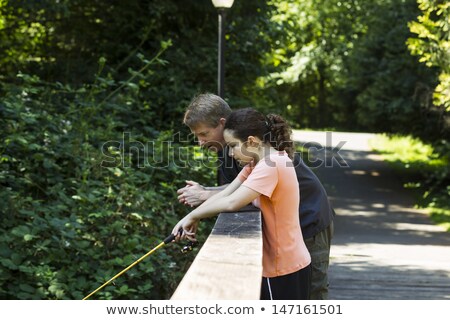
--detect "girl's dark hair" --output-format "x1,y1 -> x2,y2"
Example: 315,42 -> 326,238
224,108 -> 294,158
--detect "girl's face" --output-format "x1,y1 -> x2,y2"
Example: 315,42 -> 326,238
223,129 -> 256,165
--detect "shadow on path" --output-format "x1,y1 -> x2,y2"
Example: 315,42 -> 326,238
330,259 -> 449,299
294,131 -> 450,299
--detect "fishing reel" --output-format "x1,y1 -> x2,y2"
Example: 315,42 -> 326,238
181,240 -> 198,254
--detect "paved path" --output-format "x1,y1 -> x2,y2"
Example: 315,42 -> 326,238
293,130 -> 450,299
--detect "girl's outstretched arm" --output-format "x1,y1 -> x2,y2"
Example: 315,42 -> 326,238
172,185 -> 260,240
197,175 -> 243,207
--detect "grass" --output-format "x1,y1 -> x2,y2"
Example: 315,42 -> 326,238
369,134 -> 450,232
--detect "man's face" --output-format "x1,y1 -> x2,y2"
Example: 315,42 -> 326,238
190,119 -> 226,152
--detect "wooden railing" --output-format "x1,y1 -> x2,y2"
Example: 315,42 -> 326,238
171,207 -> 262,300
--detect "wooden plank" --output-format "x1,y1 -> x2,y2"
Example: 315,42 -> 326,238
171,210 -> 262,300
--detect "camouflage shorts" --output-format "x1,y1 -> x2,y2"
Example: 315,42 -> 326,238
304,221 -> 334,300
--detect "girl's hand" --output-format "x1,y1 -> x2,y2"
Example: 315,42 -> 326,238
172,214 -> 199,242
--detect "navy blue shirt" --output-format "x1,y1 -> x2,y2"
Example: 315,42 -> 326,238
217,147 -> 335,239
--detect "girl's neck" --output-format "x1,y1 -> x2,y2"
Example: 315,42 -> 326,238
253,145 -> 279,164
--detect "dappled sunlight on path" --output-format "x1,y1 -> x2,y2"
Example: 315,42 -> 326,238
293,130 -> 450,299
292,130 -> 375,151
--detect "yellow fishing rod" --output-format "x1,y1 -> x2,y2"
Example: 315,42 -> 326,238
83,233 -> 189,300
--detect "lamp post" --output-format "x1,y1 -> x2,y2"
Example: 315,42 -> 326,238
211,0 -> 234,98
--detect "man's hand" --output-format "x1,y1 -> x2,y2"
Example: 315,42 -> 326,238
177,180 -> 208,207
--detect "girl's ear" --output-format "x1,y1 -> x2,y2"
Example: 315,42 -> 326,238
247,136 -> 260,147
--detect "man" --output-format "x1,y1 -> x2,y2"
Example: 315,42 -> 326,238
177,93 -> 335,299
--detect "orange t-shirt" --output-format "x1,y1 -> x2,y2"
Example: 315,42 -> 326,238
238,151 -> 311,278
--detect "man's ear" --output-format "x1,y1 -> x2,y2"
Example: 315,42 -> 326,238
218,118 -> 226,127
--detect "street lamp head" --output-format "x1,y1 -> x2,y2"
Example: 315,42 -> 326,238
211,0 -> 234,9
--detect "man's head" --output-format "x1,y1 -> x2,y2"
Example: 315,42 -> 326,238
184,93 -> 232,151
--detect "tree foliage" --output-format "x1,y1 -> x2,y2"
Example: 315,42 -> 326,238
407,0 -> 450,112
260,0 -> 446,137
0,49 -> 218,299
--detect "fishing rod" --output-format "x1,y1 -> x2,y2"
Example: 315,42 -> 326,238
83,233 -> 198,300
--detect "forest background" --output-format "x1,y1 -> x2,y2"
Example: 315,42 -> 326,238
1,0 -> 448,299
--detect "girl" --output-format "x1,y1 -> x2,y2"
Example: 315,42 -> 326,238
172,108 -> 311,299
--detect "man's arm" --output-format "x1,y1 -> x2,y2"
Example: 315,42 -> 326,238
177,180 -> 229,207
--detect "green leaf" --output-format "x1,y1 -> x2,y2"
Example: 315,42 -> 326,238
24,234 -> 34,241
130,212 -> 143,220
119,285 -> 129,294
11,225 -> 31,237
19,284 -> 35,293
0,259 -> 18,270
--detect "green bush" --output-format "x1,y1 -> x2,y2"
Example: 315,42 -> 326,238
0,54 -> 216,299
